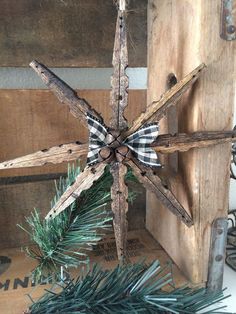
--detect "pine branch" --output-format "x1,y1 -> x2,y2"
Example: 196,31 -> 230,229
18,163 -> 138,282
28,260 -> 232,314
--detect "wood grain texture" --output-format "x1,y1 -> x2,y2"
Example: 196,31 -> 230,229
124,63 -> 205,138
109,11 -> 129,130
30,61 -> 104,126
152,131 -> 236,154
126,158 -> 193,226
0,0 -> 147,67
0,180 -> 55,249
46,163 -> 106,219
0,143 -> 88,170
146,0 -> 235,284
110,162 -> 129,261
0,89 -> 146,177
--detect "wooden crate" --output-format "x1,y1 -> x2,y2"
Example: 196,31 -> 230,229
146,0 -> 235,284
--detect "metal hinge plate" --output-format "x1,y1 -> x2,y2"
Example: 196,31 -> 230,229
207,217 -> 228,292
221,0 -> 236,40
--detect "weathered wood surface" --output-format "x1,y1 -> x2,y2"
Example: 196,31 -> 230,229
124,63 -> 205,138
146,0 -> 235,284
30,61 -> 104,126
0,89 -> 146,177
46,163 -> 106,219
0,180 -> 55,249
109,10 -> 129,130
110,162 -> 128,261
126,158 -> 193,227
0,0 -> 147,67
152,131 -> 236,154
0,143 -> 88,170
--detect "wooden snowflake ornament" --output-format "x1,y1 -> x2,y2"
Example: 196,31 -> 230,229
1,1 -> 236,261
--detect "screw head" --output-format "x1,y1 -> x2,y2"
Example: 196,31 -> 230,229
227,25 -> 235,34
215,254 -> 223,262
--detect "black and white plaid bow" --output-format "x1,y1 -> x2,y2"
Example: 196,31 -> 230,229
87,114 -> 161,167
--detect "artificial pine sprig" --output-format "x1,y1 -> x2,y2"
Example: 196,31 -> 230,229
28,260 -> 231,314
18,163 -> 137,282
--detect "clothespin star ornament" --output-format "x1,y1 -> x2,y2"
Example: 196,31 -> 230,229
1,2 -> 236,262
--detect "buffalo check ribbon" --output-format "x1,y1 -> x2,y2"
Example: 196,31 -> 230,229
86,114 -> 161,167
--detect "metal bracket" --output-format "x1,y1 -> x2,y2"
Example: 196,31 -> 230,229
207,217 -> 228,292
220,0 -> 236,41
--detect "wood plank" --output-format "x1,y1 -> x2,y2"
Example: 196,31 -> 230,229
0,0 -> 147,67
146,0 -> 235,284
0,180 -> 55,250
0,89 -> 146,177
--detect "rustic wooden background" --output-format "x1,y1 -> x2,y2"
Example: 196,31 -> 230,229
0,0 -> 147,67
146,0 -> 235,284
0,89 -> 147,249
0,0 -> 147,249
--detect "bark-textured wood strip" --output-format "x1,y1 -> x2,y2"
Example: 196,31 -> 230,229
109,11 -> 128,130
124,63 -> 205,138
127,158 -> 193,227
0,0 -> 147,67
46,163 -> 106,219
0,89 -> 146,177
30,61 -> 104,126
0,143 -> 88,170
152,131 -> 236,154
110,162 -> 129,261
146,0 -> 235,284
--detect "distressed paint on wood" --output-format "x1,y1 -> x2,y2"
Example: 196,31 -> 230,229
0,89 -> 146,177
146,0 -> 235,284
0,0 -> 147,67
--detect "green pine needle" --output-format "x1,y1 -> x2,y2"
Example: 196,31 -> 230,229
18,163 -> 138,282
28,260 -> 232,314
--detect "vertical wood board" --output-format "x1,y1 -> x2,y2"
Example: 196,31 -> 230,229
146,0 -> 235,283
